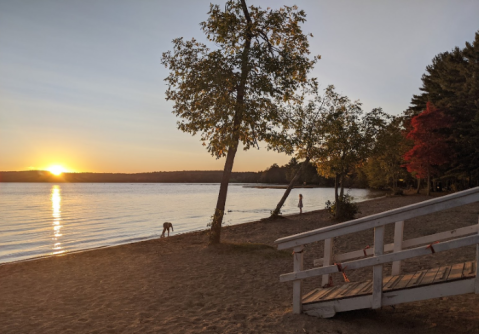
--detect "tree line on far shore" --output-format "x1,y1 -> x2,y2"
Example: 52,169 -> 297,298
0,161 -> 354,186
0,170 -> 261,183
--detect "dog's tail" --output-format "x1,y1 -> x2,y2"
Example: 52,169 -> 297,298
171,224 -> 174,231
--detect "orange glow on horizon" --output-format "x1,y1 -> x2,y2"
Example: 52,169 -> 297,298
47,165 -> 67,176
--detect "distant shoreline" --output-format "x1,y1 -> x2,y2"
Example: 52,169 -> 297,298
243,185 -> 327,189
0,170 -> 261,183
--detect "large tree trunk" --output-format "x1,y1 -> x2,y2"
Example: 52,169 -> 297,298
209,0 -> 252,245
335,173 -> 344,219
339,173 -> 345,198
334,174 -> 339,203
416,177 -> 421,194
270,157 -> 311,218
209,146 -> 240,244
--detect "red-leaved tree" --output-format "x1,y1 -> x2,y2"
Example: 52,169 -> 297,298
403,102 -> 452,195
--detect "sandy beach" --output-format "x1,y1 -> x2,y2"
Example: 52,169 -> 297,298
1,194 -> 479,334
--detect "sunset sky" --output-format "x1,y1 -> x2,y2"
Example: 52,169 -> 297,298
1,0 -> 478,173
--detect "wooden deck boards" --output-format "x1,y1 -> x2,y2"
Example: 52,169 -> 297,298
303,261 -> 476,305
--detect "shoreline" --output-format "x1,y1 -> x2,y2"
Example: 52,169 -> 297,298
0,194 -> 387,266
2,193 -> 478,333
243,185 -> 334,189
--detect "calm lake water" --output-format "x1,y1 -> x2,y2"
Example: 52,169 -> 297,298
0,183 -> 384,264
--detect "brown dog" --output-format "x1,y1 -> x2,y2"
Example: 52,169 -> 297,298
161,222 -> 173,237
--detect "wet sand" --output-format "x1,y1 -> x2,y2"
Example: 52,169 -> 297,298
1,194 -> 478,333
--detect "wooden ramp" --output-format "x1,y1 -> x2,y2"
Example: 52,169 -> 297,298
302,262 -> 476,317
274,187 -> 479,318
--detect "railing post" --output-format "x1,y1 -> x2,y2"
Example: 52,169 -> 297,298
391,221 -> 404,276
372,226 -> 385,309
292,245 -> 304,314
475,217 -> 479,294
322,238 -> 334,287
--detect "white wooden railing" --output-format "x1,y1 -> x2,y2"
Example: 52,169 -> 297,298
275,187 -> 479,314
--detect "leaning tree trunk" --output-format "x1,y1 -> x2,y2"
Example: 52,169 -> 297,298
209,0 -> 252,245
336,173 -> 344,219
335,173 -> 345,219
270,157 -> 311,218
334,173 -> 339,204
209,144 -> 240,245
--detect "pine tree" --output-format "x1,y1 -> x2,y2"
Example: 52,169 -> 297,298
408,31 -> 479,185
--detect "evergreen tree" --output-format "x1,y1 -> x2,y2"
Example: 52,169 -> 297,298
408,31 -> 479,185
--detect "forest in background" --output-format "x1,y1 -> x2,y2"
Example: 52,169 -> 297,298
3,32 -> 478,195
0,161 -> 341,186
0,170 -> 260,183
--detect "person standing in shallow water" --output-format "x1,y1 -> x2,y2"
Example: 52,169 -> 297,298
298,194 -> 303,214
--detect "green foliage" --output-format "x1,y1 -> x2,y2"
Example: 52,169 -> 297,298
259,159 -> 331,185
325,194 -> 360,220
162,1 -> 319,244
267,86 -> 324,158
270,209 -> 282,216
284,157 -> 300,182
161,1 -> 319,159
313,85 -> 370,179
408,31 -> 479,183
207,209 -> 224,228
312,85 -> 383,218
363,116 -> 410,190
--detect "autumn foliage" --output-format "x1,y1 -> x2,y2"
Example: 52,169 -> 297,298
403,102 -> 452,193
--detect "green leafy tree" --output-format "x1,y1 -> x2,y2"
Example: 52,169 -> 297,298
268,91 -> 326,218
363,116 -> 410,192
161,0 -> 318,244
313,86 -> 380,219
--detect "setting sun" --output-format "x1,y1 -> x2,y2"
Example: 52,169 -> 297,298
47,165 -> 66,176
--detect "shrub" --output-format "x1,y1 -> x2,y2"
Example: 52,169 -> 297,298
325,194 -> 360,220
391,188 -> 403,196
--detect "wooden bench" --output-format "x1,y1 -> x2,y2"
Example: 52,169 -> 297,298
275,187 -> 479,318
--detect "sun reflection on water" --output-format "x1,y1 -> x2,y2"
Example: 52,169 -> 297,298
51,185 -> 64,255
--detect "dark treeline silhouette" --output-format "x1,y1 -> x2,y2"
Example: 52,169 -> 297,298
0,170 -> 261,183
1,158 -> 368,187
258,158 -> 365,188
